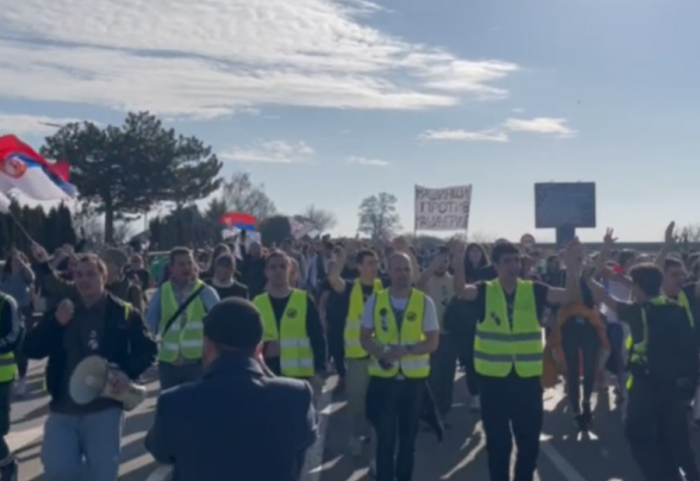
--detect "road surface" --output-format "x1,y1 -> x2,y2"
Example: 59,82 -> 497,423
11,363 -> 697,480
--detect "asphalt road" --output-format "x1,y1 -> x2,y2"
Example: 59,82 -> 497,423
303,372 -> 700,481
10,362 -> 700,481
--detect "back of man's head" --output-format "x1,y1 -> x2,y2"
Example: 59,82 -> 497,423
203,298 -> 263,356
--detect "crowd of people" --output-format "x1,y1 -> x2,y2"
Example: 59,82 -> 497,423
0,223 -> 696,481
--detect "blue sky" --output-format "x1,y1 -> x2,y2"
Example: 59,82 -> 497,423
0,0 -> 698,242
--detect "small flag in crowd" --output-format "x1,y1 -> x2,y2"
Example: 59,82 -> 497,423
289,215 -> 316,239
0,135 -> 76,201
220,212 -> 257,240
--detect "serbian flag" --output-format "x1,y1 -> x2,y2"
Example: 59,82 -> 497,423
221,212 -> 257,231
0,135 -> 76,201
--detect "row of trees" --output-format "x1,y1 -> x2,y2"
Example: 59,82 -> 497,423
0,202 -> 76,256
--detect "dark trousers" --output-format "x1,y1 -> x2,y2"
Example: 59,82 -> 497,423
561,318 -> 599,412
327,324 -> 346,378
479,374 -> 543,481
0,381 -> 11,461
625,376 -> 699,481
370,377 -> 425,481
429,333 -> 458,416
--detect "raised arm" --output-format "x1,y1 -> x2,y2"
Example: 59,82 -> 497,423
655,221 -> 676,268
545,238 -> 584,305
450,240 -> 480,301
326,245 -> 348,294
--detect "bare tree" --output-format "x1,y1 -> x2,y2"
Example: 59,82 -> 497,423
679,224 -> 700,243
302,205 -> 337,233
357,192 -> 401,240
73,203 -> 104,243
220,172 -> 277,220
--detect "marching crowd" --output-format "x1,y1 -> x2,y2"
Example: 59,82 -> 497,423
0,224 -> 696,480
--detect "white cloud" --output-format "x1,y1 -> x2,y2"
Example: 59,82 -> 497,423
418,129 -> 509,142
219,140 -> 315,163
420,117 -> 577,142
0,114 -> 86,136
503,117 -> 576,138
0,0 -> 518,119
346,155 -> 389,166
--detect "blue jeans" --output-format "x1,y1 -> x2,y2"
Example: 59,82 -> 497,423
41,407 -> 124,481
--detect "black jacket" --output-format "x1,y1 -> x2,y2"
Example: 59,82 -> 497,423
145,352 -> 317,481
23,293 -> 157,401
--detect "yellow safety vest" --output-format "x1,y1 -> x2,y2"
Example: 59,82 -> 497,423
368,289 -> 430,379
625,293 -> 695,351
0,299 -> 14,383
677,291 -> 695,327
474,280 -> 543,378
254,290 -> 314,378
157,281 -> 208,363
625,296 -> 694,389
344,279 -> 383,359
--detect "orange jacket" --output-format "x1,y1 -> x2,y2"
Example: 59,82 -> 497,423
542,302 -> 610,388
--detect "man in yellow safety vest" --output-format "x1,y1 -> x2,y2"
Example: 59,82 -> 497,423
147,247 -> 220,389
326,243 -> 385,457
360,251 -> 439,481
452,239 -> 581,481
253,251 -> 326,393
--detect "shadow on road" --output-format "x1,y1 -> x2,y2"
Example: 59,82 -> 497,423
314,378 -> 487,481
541,387 -> 642,481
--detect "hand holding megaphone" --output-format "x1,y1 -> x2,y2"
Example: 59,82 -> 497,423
107,370 -> 131,396
56,299 -> 74,326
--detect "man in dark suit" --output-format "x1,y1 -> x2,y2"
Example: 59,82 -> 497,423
145,297 -> 318,481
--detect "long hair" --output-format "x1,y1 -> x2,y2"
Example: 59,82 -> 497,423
463,242 -> 488,281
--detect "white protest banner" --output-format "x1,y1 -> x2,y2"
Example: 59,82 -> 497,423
414,184 -> 472,231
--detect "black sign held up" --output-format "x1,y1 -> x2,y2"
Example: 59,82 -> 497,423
534,182 -> 596,229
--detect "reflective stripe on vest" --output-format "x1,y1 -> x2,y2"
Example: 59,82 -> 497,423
474,280 -> 543,378
627,296 -> 665,389
368,289 -> 430,379
344,279 -> 383,358
678,291 -> 695,327
253,290 -> 314,378
0,296 -> 12,382
157,281 -> 207,362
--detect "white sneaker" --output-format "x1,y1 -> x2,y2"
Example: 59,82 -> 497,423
470,395 -> 481,412
13,379 -> 26,398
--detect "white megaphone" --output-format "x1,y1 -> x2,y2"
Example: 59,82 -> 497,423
69,355 -> 147,412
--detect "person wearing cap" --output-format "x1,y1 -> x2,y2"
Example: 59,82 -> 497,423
145,297 -> 318,481
147,247 -> 220,390
253,250 -> 326,397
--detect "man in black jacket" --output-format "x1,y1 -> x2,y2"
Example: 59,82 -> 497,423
24,253 -> 157,481
145,297 -> 318,481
